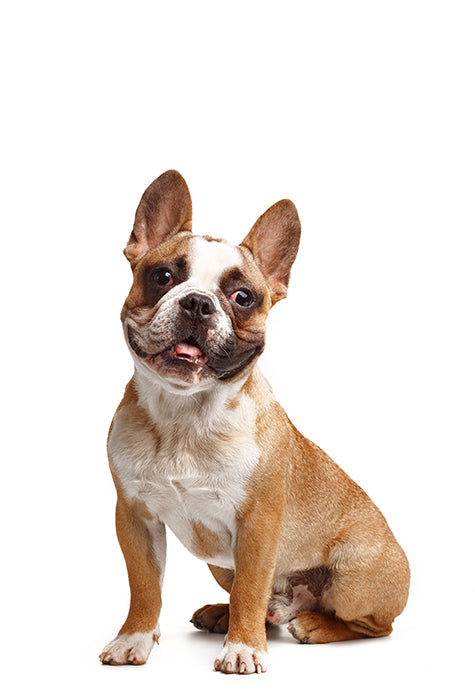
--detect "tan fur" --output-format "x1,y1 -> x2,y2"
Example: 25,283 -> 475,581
208,564 -> 235,593
121,232 -> 195,317
101,170 -> 410,674
124,170 -> 192,265
241,199 -> 300,303
237,393 -> 409,641
227,493 -> 284,652
191,521 -> 227,561
288,612 -> 366,643
112,479 -> 163,636
116,379 -> 138,411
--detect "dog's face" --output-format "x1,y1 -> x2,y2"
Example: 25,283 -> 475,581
121,171 -> 301,393
122,232 -> 272,390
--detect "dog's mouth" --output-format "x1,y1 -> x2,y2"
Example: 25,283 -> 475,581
127,328 -> 208,368
167,336 -> 208,365
127,326 -> 263,382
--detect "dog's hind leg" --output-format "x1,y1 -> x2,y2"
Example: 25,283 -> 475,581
288,535 -> 409,644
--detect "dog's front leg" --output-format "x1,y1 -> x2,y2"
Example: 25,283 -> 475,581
214,501 -> 282,675
100,491 -> 165,665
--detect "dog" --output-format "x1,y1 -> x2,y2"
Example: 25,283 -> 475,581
99,170 -> 410,674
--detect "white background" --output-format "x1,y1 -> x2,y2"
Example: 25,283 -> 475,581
1,1 -> 474,698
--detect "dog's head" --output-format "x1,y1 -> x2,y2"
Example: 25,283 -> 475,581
121,170 -> 301,393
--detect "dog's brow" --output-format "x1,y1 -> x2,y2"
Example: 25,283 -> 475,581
227,267 -> 245,282
217,267 -> 244,290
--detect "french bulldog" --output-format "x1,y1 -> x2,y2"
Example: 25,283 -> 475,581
100,170 -> 410,674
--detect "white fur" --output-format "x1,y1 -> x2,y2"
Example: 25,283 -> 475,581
190,236 -> 242,289
99,629 -> 159,665
109,372 -> 260,570
214,641 -> 268,674
267,584 -> 319,624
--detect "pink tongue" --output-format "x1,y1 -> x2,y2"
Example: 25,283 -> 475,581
174,342 -> 202,358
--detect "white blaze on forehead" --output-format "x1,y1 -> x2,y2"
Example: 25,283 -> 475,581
190,236 -> 242,291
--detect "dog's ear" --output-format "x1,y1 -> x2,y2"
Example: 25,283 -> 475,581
241,199 -> 301,303
124,170 -> 193,265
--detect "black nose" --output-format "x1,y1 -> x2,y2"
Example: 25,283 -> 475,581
179,292 -> 216,320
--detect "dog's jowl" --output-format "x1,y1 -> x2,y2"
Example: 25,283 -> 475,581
100,170 -> 410,674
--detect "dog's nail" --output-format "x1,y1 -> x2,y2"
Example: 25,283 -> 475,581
240,663 -> 246,674
256,664 -> 263,674
225,661 -> 232,673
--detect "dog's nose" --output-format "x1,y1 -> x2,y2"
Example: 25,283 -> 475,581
179,292 -> 216,320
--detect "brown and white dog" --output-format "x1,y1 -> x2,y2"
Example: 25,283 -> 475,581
100,170 -> 410,674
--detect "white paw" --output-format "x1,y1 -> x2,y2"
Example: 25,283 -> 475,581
99,630 -> 158,665
214,641 -> 268,674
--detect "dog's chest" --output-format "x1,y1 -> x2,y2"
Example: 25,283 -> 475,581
109,391 -> 259,567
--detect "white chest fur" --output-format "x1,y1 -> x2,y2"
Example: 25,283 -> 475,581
108,376 -> 260,568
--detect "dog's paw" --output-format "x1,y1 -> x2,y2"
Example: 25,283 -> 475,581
191,603 -> 229,633
99,630 -> 158,665
287,611 -> 359,644
214,641 -> 268,674
288,612 -> 336,643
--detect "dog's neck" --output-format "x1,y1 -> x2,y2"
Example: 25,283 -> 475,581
132,364 -> 264,437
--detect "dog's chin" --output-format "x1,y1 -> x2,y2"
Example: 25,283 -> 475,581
150,346 -> 213,385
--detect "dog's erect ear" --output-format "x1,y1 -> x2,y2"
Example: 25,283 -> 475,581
241,199 -> 301,303
124,170 -> 193,265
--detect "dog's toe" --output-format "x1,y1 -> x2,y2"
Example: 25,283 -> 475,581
214,642 -> 268,674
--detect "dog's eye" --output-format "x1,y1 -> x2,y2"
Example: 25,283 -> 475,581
151,267 -> 174,287
230,289 -> 254,307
